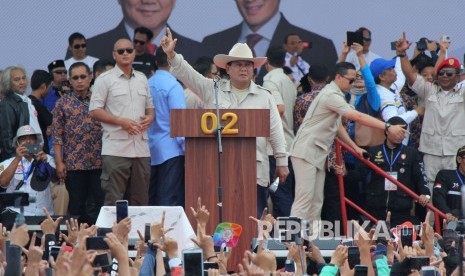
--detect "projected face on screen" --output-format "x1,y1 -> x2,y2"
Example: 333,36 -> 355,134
119,0 -> 176,33
235,0 -> 280,32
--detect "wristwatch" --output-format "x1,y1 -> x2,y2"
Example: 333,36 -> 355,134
385,122 -> 391,131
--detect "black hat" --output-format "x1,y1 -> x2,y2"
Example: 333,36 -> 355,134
307,63 -> 329,82
47,60 -> 65,72
30,161 -> 52,192
386,116 -> 408,129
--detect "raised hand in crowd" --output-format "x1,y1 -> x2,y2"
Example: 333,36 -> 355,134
112,216 -> 131,248
285,241 -> 306,275
337,42 -> 351,63
161,27 -> 178,59
217,245 -> 231,276
41,207 -> 63,236
396,32 -> 413,54
155,235 -> 179,260
149,210 -> 173,244
249,207 -> 276,239
105,232 -> 130,276
191,223 -> 216,262
9,224 -> 30,248
23,232 -> 44,275
191,197 -> 210,234
329,245 -> 348,267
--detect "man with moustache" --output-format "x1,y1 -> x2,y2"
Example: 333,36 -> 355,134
90,39 -> 154,206
202,0 -> 337,85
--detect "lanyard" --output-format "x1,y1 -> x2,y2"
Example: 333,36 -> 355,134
457,170 -> 465,186
382,144 -> 403,171
20,160 -> 34,182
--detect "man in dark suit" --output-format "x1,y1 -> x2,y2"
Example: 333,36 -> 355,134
202,0 -> 337,85
66,0 -> 201,64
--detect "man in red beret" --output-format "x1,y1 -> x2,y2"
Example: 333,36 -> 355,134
396,33 -> 465,192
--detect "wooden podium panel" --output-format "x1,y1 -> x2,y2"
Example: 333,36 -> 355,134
171,109 -> 269,270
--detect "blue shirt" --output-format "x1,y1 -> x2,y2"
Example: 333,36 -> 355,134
148,69 -> 186,165
41,86 -> 61,111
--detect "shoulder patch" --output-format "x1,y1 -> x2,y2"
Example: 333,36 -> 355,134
256,85 -> 272,94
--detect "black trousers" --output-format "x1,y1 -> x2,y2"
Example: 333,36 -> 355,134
66,169 -> 104,225
268,156 -> 295,218
149,156 -> 185,207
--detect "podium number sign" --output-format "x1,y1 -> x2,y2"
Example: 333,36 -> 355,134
200,112 -> 238,135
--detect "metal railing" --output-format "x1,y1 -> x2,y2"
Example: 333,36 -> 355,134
335,138 -> 447,234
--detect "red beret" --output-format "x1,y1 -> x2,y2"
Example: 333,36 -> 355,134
436,57 -> 461,75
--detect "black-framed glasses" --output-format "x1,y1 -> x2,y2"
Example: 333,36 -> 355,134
115,48 -> 134,55
342,75 -> 356,84
53,70 -> 67,75
438,69 -> 455,77
134,39 -> 146,46
363,36 -> 371,42
356,73 -> 363,80
71,74 -> 88,80
73,43 -> 86,49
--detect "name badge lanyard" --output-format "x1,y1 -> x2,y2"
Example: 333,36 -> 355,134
457,170 -> 465,187
15,160 -> 35,190
382,144 -> 403,171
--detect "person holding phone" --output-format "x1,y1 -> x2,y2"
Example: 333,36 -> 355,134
0,125 -> 54,216
345,27 -> 381,70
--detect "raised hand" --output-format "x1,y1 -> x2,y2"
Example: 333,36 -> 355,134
160,27 -> 178,59
396,32 -> 412,53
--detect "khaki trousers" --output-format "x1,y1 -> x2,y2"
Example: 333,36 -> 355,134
423,154 -> 456,190
290,157 -> 326,223
101,156 -> 150,206
50,181 -> 69,216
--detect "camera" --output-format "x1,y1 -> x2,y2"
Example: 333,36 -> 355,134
416,37 -> 439,53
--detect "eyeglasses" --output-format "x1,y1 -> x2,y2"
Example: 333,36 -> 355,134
115,48 -> 134,55
134,39 -> 146,46
53,70 -> 67,75
342,75 -> 355,84
71,74 -> 88,80
363,36 -> 371,42
356,74 -> 363,80
438,69 -> 455,77
73,43 -> 86,49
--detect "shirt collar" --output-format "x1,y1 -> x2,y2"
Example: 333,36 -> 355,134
239,12 -> 281,42
124,21 -> 166,46
15,93 -> 28,101
113,65 -> 135,78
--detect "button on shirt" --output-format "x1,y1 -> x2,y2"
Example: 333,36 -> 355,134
0,156 -> 54,215
148,70 -> 186,166
89,65 -> 154,158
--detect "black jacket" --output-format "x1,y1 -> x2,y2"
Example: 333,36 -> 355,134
28,95 -> 52,154
364,142 -> 430,212
0,93 -> 30,161
432,169 -> 464,217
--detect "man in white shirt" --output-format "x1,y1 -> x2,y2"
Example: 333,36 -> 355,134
284,33 -> 310,84
371,57 -> 422,145
0,125 -> 54,216
64,32 -> 98,72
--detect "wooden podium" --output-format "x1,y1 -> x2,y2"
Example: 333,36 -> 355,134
171,109 -> 270,269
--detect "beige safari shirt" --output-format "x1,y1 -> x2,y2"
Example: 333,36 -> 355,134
290,81 -> 353,170
169,53 -> 288,187
89,65 -> 154,157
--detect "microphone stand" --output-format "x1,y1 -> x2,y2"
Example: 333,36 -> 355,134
213,77 -> 224,223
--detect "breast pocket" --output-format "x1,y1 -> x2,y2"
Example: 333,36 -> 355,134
137,89 -> 148,108
110,88 -> 128,114
450,95 -> 464,112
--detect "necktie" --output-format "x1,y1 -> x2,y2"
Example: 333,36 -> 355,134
148,43 -> 157,55
246,33 -> 263,57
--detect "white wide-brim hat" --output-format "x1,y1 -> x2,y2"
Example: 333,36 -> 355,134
12,125 -> 43,147
213,43 -> 267,69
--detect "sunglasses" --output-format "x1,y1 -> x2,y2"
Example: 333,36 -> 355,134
115,48 -> 134,55
53,70 -> 67,75
342,75 -> 355,84
71,74 -> 88,80
134,39 -> 146,46
363,36 -> 371,41
73,43 -> 86,49
438,69 -> 455,77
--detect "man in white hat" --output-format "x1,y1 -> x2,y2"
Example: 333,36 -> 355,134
0,125 -> 54,216
161,28 -> 289,216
